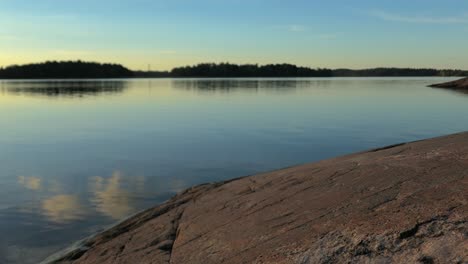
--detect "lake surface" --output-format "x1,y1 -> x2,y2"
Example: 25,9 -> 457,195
0,77 -> 467,263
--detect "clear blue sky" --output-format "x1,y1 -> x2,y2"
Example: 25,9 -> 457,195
1,0 -> 467,70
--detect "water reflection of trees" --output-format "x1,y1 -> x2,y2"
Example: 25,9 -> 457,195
172,79 -> 332,94
0,81 -> 128,98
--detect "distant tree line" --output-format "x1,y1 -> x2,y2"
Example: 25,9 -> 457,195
332,68 -> 468,77
170,63 -> 333,77
0,61 -> 134,79
133,70 -> 170,78
139,63 -> 468,78
1,61 -> 467,79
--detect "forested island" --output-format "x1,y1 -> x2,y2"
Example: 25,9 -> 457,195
1,61 -> 467,79
169,63 -> 333,77
166,63 -> 468,78
0,61 -> 134,79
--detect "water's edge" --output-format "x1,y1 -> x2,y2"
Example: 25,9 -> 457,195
40,131 -> 467,263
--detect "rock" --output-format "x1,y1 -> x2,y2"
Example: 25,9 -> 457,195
45,132 -> 468,264
430,77 -> 468,90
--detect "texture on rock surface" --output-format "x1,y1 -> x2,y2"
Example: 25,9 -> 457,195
430,77 -> 468,90
46,133 -> 468,264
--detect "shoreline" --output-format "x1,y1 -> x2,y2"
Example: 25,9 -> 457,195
429,77 -> 468,90
0,76 -> 464,81
44,132 -> 468,263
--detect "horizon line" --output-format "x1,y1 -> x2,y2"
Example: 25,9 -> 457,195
1,60 -> 468,72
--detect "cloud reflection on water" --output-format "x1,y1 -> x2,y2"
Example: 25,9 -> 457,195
89,171 -> 136,220
17,176 -> 42,191
16,171 -> 148,223
41,195 -> 87,224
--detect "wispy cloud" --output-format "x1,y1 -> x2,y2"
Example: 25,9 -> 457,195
279,25 -> 338,39
370,10 -> 468,24
317,33 -> 338,40
288,24 -> 307,32
273,24 -> 307,32
159,50 -> 177,55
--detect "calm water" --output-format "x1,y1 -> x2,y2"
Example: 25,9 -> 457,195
0,77 -> 467,263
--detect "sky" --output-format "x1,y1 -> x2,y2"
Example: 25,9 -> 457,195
0,0 -> 468,71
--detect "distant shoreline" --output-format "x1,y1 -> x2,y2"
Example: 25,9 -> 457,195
0,76 -> 463,81
1,61 -> 467,79
0,76 -> 464,81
